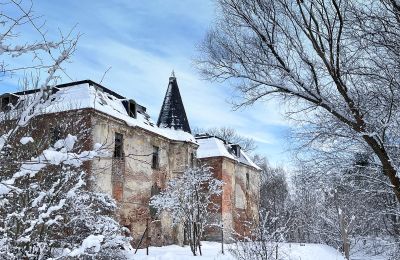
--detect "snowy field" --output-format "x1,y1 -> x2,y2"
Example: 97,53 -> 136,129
127,242 -> 347,260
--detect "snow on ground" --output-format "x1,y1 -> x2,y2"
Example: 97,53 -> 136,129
127,242 -> 346,260
20,136 -> 34,145
350,242 -> 390,260
280,243 -> 345,260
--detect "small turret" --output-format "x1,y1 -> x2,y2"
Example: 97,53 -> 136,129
157,71 -> 191,133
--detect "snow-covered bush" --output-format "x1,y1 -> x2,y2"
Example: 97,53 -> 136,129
0,2 -> 131,258
150,166 -> 223,256
0,113 -> 131,259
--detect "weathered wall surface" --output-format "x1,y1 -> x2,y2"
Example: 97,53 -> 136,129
199,157 -> 223,241
0,109 -> 94,186
232,161 -> 260,239
199,157 -> 260,241
90,111 -> 197,247
1,107 -> 260,246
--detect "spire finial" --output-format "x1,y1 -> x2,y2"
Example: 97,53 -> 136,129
171,70 -> 175,78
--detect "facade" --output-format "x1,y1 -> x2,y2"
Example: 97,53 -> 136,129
196,134 -> 261,241
0,74 -> 261,246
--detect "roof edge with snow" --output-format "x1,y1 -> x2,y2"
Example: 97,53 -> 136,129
195,134 -> 261,171
1,80 -> 197,144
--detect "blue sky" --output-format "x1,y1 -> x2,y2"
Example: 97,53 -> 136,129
2,0 -> 293,167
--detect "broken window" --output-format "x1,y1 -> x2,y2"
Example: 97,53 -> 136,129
1,96 -> 10,110
51,127 -> 61,145
128,101 -> 136,118
246,172 -> 250,190
190,152 -> 195,168
122,99 -> 137,118
1,94 -> 19,112
114,133 -> 124,158
231,144 -> 241,157
152,146 -> 159,169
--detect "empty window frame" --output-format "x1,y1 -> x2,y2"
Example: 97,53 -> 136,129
1,96 -> 10,110
50,127 -> 61,145
122,100 -> 137,118
190,152 -> 195,168
128,101 -> 136,118
114,133 -> 124,158
152,146 -> 159,169
246,172 -> 250,190
232,144 -> 241,157
1,95 -> 18,111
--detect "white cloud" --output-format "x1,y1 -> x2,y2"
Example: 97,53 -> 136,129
3,0 -> 295,166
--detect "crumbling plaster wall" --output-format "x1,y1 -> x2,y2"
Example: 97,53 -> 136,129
90,112 -> 197,246
233,161 -> 260,238
199,157 -> 260,241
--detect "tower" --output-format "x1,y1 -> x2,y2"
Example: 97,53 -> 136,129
157,71 -> 191,133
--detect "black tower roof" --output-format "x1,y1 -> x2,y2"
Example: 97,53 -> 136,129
157,72 -> 191,133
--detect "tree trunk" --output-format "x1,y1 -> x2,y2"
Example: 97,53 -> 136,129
339,212 -> 350,260
334,191 -> 350,260
191,222 -> 197,256
363,135 -> 400,203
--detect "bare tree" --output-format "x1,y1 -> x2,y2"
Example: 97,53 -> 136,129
0,0 -> 79,152
291,153 -> 399,258
197,0 -> 400,204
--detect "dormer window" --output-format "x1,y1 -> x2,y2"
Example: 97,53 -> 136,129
123,99 -> 137,118
231,144 -> 241,157
128,101 -> 136,118
1,96 -> 10,111
0,94 -> 19,112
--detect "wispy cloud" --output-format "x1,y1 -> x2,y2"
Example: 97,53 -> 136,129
2,0 -> 294,166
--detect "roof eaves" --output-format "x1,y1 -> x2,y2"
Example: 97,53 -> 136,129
11,79 -> 127,100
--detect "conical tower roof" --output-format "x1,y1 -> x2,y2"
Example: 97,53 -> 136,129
157,72 -> 191,133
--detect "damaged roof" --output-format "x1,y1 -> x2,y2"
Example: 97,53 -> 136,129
195,134 -> 261,170
1,80 -> 196,143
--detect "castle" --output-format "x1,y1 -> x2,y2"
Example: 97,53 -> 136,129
0,74 -> 261,246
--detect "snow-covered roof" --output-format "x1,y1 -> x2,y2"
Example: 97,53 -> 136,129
6,81 -> 196,143
196,135 -> 261,170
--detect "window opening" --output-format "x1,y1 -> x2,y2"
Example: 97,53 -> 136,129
129,101 -> 136,118
152,146 -> 159,169
114,133 -> 124,158
51,127 -> 61,145
190,152 -> 195,167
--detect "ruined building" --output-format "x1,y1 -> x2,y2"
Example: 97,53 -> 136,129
0,74 -> 261,245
